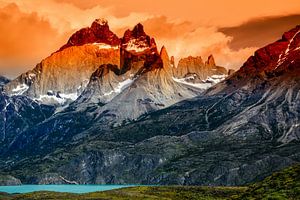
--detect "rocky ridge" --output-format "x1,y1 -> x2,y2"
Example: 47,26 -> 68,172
0,175 -> 21,186
172,55 -> 228,90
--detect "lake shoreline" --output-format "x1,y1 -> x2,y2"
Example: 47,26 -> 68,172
0,184 -> 138,194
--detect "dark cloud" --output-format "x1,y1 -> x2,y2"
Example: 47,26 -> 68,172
219,15 -> 300,50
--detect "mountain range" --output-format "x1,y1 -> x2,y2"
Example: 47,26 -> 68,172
0,19 -> 299,186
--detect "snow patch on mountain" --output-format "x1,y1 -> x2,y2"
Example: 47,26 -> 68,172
115,79 -> 134,93
11,84 -> 29,95
94,18 -> 108,26
207,75 -> 227,83
34,92 -> 78,105
58,93 -> 78,101
92,43 -> 119,50
172,74 -> 226,90
124,39 -> 149,52
277,30 -> 300,68
103,78 -> 134,96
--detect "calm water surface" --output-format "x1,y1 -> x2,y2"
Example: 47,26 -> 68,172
0,184 -> 135,194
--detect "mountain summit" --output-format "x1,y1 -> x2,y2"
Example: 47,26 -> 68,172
60,18 -> 120,51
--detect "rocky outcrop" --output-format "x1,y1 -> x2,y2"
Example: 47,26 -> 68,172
0,76 -> 9,88
171,55 -> 228,90
0,175 -> 21,185
27,173 -> 78,185
170,56 -> 175,67
160,46 -> 173,73
173,55 -> 227,80
205,55 -> 216,67
227,69 -> 235,76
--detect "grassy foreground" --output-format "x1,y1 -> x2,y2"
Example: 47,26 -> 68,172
0,186 -> 246,200
0,164 -> 299,200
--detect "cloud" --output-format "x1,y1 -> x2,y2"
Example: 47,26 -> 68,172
151,25 -> 256,70
53,0 -> 300,27
53,0 -> 103,10
4,0 -> 152,34
0,3 -> 70,77
142,16 -> 193,39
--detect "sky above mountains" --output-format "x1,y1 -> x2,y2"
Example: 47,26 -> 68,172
0,0 -> 300,78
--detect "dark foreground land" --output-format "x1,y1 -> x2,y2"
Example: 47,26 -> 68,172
0,164 -> 299,200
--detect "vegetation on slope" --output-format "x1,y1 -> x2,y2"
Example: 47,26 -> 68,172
235,164 -> 300,200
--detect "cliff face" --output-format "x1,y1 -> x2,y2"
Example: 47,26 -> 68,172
0,175 -> 21,186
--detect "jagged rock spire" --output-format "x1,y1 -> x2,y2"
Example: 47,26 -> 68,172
205,55 -> 216,67
121,22 -> 158,56
160,46 -> 169,60
160,46 -> 172,70
170,56 -> 175,67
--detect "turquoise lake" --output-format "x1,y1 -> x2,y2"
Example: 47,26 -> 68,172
0,185 -> 135,194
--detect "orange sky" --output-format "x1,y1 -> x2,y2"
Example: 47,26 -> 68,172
0,0 -> 300,78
